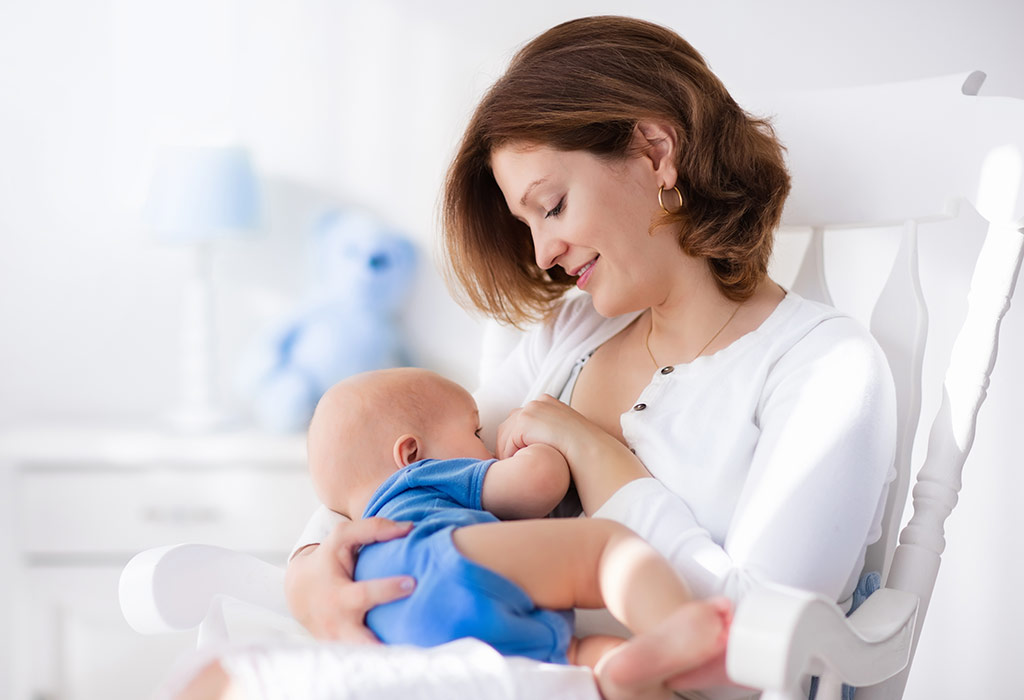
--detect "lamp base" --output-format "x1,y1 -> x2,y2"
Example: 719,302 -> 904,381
168,243 -> 232,434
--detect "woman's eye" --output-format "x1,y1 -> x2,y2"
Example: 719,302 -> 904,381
544,197 -> 565,219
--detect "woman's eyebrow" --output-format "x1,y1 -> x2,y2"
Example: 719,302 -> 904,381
520,177 -> 549,206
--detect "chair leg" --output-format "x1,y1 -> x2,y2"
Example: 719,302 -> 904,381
197,596 -> 229,649
816,672 -> 844,700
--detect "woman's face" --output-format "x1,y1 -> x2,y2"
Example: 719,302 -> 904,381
489,143 -> 689,317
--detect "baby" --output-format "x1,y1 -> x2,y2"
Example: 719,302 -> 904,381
308,367 -> 730,700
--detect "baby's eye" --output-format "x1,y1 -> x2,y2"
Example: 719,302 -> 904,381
544,196 -> 565,219
475,428 -> 482,438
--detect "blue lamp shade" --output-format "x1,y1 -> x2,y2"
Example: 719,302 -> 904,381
144,146 -> 261,243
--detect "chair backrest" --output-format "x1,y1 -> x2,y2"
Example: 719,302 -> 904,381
739,71 -> 1024,698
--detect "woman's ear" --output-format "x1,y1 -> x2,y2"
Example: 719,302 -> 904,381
393,434 -> 422,468
633,120 -> 679,189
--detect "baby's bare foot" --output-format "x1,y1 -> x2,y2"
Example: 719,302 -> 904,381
595,597 -> 731,699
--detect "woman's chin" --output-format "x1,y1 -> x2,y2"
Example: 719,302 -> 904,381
588,293 -> 638,319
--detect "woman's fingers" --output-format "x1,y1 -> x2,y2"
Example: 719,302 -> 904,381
325,577 -> 416,643
334,516 -> 414,546
495,396 -> 577,459
285,517 -> 415,641
343,624 -> 386,646
345,576 -> 417,614
329,518 -> 414,569
497,423 -> 530,459
295,574 -> 415,642
495,410 -> 521,459
330,519 -> 416,610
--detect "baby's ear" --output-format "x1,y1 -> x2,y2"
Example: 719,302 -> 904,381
393,434 -> 421,468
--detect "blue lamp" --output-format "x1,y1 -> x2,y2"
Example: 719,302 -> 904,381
144,146 -> 261,431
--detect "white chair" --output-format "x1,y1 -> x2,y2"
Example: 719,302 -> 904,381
725,72 -> 1024,699
119,72 -> 1024,699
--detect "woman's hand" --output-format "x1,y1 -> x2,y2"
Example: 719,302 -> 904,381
284,517 -> 415,641
494,394 -> 597,460
495,394 -> 650,514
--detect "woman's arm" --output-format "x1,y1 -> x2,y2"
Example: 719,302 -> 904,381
284,516 -> 416,640
494,315 -> 897,605
595,320 -> 898,604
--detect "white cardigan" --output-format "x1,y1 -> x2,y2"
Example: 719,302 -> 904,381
294,291 -> 896,606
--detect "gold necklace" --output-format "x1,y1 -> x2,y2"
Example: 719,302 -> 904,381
644,303 -> 742,369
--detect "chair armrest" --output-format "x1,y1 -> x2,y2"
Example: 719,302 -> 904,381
726,583 -> 919,693
119,543 -> 296,638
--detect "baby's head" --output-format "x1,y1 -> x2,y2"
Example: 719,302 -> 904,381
307,367 -> 493,518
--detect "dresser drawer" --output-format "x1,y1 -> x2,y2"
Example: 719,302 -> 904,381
16,468 -> 319,556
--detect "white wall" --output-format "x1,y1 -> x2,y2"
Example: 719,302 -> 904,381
1,1 -> 1021,697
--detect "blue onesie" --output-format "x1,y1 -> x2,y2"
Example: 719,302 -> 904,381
354,457 -> 574,663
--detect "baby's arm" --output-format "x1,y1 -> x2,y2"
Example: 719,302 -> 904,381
481,443 -> 570,519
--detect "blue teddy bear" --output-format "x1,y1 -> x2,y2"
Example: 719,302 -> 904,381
238,209 -> 417,432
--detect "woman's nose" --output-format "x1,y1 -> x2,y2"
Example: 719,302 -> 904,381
532,228 -> 569,270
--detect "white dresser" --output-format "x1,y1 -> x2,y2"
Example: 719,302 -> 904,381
0,426 -> 316,700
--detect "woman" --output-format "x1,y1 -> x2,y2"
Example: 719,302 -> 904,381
285,14 -> 896,693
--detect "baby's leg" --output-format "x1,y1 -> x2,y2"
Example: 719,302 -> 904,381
596,597 -> 731,699
452,518 -> 728,683
567,634 -> 627,669
453,518 -> 684,627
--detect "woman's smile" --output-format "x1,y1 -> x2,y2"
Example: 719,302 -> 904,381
574,256 -> 599,289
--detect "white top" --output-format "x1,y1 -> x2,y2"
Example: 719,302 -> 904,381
294,291 -> 896,606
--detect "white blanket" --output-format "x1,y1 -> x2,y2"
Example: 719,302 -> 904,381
166,638 -> 602,700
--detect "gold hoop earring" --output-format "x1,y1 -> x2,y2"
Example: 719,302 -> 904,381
658,185 -> 683,214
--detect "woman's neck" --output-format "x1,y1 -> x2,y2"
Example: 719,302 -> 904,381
644,276 -> 783,366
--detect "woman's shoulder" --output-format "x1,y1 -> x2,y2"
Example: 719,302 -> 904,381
765,291 -> 893,386
768,291 -> 876,349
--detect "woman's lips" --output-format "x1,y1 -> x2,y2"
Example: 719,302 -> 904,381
575,257 -> 598,289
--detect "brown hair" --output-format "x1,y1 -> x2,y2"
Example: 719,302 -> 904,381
441,15 -> 790,326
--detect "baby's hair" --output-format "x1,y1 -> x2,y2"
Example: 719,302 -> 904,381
307,369 -> 464,516
308,369 -> 464,477
358,368 -> 461,438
